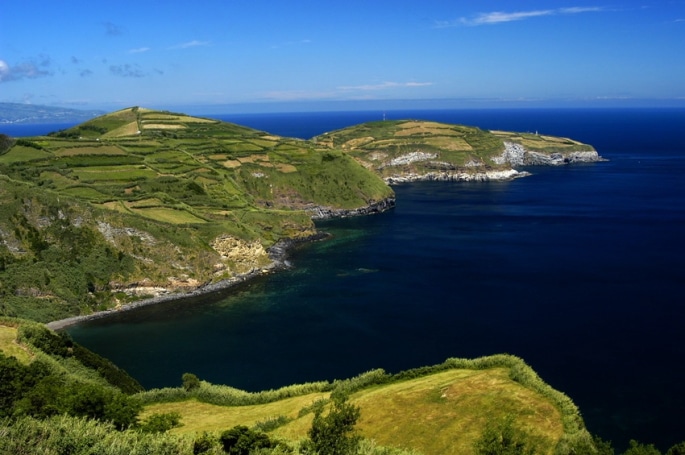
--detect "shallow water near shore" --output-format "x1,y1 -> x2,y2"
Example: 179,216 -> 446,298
67,108 -> 685,450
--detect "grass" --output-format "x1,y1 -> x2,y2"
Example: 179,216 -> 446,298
61,186 -> 109,200
55,145 -> 127,156
350,368 -> 563,455
141,393 -> 327,434
141,367 -> 566,455
71,166 -> 158,181
0,325 -> 33,364
315,119 -> 595,177
0,145 -> 52,163
130,207 -> 207,224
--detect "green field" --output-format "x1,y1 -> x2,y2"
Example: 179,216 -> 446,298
0,324 -> 32,364
138,356 -> 588,455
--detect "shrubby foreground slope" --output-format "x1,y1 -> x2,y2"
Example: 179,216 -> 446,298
1,317 -> 593,454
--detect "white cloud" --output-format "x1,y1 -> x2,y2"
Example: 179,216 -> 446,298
436,6 -> 603,27
170,40 -> 211,50
338,81 -> 433,91
129,47 -> 151,54
0,58 -> 53,83
0,60 -> 9,77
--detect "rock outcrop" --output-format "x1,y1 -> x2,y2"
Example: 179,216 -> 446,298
307,197 -> 397,220
385,169 -> 527,184
493,142 -> 605,166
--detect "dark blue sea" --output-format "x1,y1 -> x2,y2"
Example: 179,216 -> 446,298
27,109 -> 685,450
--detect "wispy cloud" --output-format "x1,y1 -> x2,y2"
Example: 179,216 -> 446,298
169,40 -> 211,50
436,6 -> 603,27
338,81 -> 433,91
109,64 -> 145,78
129,47 -> 151,54
0,57 -> 53,83
103,21 -> 124,36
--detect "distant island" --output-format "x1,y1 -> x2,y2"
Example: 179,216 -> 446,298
0,102 -> 104,124
0,106 -> 603,325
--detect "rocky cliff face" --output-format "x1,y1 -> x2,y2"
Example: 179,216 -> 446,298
385,169 -> 527,184
493,142 -> 605,166
307,197 -> 397,220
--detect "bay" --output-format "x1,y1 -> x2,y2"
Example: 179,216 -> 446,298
67,108 -> 685,450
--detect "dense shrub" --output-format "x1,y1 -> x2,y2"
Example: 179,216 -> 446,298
220,425 -> 275,454
139,412 -> 182,433
0,415 -> 195,455
474,415 -> 537,455
182,372 -> 201,392
304,393 -> 361,455
17,322 -> 142,393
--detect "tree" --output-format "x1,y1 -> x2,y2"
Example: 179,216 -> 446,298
305,393 -> 361,455
667,442 -> 685,455
138,412 -> 181,433
182,372 -> 200,392
219,425 -> 273,454
475,416 -> 537,455
622,440 -> 661,455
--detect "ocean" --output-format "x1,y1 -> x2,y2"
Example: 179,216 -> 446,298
10,109 -> 685,450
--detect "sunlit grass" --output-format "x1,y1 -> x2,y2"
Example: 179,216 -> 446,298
0,325 -> 33,364
130,207 -> 206,224
142,367 -> 565,455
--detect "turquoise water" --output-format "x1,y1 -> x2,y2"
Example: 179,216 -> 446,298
67,109 -> 685,450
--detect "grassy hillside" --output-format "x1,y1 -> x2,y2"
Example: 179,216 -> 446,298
314,119 -> 596,179
0,107 -> 600,322
137,355 -> 593,454
0,317 -> 593,454
0,107 -> 393,322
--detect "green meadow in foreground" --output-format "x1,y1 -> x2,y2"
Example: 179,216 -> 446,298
1,317 -> 596,454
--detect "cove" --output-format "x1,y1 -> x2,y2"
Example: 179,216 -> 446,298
68,109 -> 685,449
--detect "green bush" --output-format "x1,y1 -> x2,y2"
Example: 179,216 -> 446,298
304,393 -> 361,455
623,440 -> 662,455
220,425 -> 275,454
139,412 -> 182,433
474,415 -> 537,455
183,372 -> 201,392
0,415 -> 194,455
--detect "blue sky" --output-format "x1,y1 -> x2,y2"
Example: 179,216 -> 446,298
1,1 -> 685,113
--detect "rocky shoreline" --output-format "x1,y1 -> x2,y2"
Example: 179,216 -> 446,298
44,144 -> 602,331
44,203 -> 382,331
307,197 -> 396,220
385,169 -> 529,184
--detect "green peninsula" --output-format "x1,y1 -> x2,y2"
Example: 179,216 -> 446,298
0,107 -> 601,323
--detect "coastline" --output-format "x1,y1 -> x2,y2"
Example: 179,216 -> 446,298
44,196 -> 397,332
45,231 -> 331,331
42,152 -> 600,332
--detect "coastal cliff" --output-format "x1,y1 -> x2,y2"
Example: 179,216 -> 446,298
0,108 -> 602,324
315,120 -> 603,184
493,141 -> 604,166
